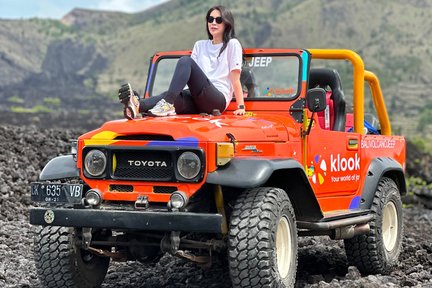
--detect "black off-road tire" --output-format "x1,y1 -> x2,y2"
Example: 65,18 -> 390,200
34,226 -> 110,288
228,187 -> 298,287
344,177 -> 403,274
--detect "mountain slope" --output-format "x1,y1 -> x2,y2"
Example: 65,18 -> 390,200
0,0 -> 431,137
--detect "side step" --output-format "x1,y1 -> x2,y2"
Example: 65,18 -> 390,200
297,210 -> 373,239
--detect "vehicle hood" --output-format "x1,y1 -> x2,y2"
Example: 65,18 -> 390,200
79,114 -> 292,143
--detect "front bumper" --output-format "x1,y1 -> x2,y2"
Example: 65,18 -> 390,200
30,207 -> 223,233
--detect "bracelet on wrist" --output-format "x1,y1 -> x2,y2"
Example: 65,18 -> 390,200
238,104 -> 245,109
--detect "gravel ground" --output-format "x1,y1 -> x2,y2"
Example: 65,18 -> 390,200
0,125 -> 431,288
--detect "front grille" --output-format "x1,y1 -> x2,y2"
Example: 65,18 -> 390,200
110,184 -> 133,192
112,150 -> 174,181
114,167 -> 172,180
153,186 -> 178,193
82,146 -> 204,183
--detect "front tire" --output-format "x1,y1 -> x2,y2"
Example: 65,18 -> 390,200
34,226 -> 110,288
228,187 -> 298,287
344,177 -> 403,274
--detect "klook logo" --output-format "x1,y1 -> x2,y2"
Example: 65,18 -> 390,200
310,153 -> 360,185
310,155 -> 327,185
330,153 -> 360,172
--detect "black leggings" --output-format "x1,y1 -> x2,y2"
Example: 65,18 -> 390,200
139,56 -> 226,114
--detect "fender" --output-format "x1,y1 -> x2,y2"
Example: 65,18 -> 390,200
207,158 -> 323,221
360,157 -> 406,209
39,155 -> 80,180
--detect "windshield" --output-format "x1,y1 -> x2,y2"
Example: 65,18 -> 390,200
242,55 -> 300,99
150,54 -> 301,101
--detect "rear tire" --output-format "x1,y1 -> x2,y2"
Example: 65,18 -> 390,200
344,177 -> 403,274
34,226 -> 110,288
228,187 -> 297,287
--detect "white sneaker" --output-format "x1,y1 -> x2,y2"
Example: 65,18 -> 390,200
149,99 -> 176,116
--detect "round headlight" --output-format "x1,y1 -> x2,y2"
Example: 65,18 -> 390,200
177,152 -> 201,179
85,189 -> 102,206
84,149 -> 107,177
170,191 -> 189,210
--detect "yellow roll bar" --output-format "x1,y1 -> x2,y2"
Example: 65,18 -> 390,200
364,71 -> 391,135
309,49 -> 365,134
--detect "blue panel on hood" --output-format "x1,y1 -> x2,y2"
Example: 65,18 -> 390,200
147,136 -> 199,147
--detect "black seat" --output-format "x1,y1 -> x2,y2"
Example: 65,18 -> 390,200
240,68 -> 258,98
308,68 -> 346,131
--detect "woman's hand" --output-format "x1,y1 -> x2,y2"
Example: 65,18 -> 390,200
233,108 -> 246,115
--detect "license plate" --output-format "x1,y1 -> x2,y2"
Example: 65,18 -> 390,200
31,182 -> 83,204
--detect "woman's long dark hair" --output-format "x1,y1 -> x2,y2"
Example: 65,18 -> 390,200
206,6 -> 236,57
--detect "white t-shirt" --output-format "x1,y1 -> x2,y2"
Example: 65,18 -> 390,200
191,39 -> 243,107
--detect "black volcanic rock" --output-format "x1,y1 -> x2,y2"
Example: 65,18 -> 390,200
406,140 -> 432,183
0,124 -> 431,287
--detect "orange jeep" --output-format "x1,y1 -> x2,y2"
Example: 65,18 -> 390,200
30,49 -> 406,287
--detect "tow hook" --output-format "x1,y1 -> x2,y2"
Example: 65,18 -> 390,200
176,250 -> 211,265
80,229 -> 127,261
81,227 -> 92,250
160,231 -> 181,254
87,246 -> 127,261
135,195 -> 149,209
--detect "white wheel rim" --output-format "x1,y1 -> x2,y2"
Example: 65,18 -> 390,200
382,201 -> 398,252
276,216 -> 292,278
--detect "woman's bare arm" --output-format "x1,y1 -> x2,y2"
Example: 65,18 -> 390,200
230,69 -> 245,115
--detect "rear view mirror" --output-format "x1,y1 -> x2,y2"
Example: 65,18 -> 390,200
306,88 -> 326,112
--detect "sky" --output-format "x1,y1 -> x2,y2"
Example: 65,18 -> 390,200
0,0 -> 169,19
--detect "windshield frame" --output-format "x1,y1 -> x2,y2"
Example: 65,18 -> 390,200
145,50 -> 305,104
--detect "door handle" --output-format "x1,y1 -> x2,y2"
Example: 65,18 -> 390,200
347,138 -> 359,150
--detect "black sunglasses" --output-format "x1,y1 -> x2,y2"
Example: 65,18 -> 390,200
207,16 -> 223,24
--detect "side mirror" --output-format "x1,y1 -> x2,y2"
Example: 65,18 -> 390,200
306,88 -> 326,112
